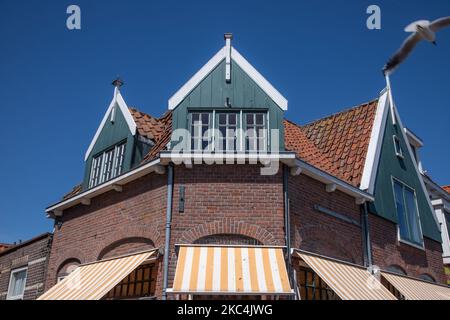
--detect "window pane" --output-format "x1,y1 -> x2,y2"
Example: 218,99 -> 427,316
394,181 -> 410,240
9,269 -> 27,298
255,114 -> 264,125
246,114 -> 254,125
201,113 -> 209,124
219,114 -> 226,125
229,114 -> 237,125
404,187 -> 422,244
192,113 -> 199,122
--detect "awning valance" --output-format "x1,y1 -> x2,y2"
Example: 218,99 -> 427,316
381,272 -> 450,300
38,250 -> 157,300
169,245 -> 293,295
295,250 -> 396,300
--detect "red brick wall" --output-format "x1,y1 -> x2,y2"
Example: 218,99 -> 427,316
166,165 -> 286,294
369,214 -> 446,284
44,172 -> 168,297
289,174 -> 364,265
0,234 -> 52,300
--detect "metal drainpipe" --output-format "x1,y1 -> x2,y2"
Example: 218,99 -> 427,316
282,165 -> 294,299
361,202 -> 373,267
162,163 -> 174,300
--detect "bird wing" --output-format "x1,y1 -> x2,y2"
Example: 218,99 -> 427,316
383,33 -> 422,75
430,16 -> 450,32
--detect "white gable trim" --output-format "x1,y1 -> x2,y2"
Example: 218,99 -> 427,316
360,90 -> 389,193
84,89 -> 137,161
168,46 -> 288,111
168,47 -> 226,110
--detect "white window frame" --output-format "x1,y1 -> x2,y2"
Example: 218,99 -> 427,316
393,135 -> 404,159
391,177 -> 425,249
216,112 -> 239,152
244,112 -> 268,153
89,141 -> 127,188
7,266 -> 28,300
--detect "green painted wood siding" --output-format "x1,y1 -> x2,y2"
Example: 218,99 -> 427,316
369,109 -> 441,242
171,60 -> 285,150
82,107 -> 136,190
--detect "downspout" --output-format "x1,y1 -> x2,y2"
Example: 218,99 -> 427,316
162,163 -> 174,300
361,202 -> 373,267
282,165 -> 294,298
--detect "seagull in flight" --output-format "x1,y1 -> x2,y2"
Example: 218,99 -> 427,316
383,16 -> 450,75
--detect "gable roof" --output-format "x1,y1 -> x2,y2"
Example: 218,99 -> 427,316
168,46 -> 288,111
62,109 -> 172,200
84,88 -> 137,161
300,99 -> 379,187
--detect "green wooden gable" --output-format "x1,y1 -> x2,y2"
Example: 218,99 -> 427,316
82,106 -> 137,190
368,108 -> 441,242
171,59 -> 286,151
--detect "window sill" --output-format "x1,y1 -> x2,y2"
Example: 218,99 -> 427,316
398,238 -> 425,251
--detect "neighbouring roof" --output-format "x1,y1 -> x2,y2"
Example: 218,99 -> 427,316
0,233 -> 52,257
61,99 -> 377,200
443,186 -> 450,194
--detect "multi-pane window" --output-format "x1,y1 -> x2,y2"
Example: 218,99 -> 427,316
189,111 -> 268,152
7,267 -> 27,300
245,113 -> 266,152
217,113 -> 238,151
393,179 -> 423,246
104,263 -> 158,300
89,141 -> 127,188
191,113 -> 212,151
297,267 -> 338,300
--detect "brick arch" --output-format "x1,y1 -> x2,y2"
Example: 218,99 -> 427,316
382,255 -> 440,282
51,248 -> 87,285
92,224 -> 162,260
295,225 -> 361,264
98,237 -> 155,260
179,218 -> 281,246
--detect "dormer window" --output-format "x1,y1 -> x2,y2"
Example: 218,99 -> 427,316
191,113 -> 212,151
245,113 -> 267,152
189,111 -> 268,152
89,141 -> 126,188
393,135 -> 404,159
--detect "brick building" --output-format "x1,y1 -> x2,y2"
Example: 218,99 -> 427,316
38,35 -> 450,300
0,233 -> 52,300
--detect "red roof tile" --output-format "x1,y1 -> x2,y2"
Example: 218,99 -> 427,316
300,99 -> 378,187
443,186 -> 450,194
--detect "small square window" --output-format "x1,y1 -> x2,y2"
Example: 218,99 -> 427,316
393,135 -> 404,159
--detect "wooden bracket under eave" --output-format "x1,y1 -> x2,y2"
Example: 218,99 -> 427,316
112,184 -> 123,192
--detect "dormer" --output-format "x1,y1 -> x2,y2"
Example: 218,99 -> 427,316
81,79 -> 155,190
169,34 -> 288,153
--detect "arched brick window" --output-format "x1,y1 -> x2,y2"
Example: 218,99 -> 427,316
386,265 -> 407,275
57,259 -> 81,282
193,234 -> 262,246
419,274 -> 435,283
98,237 -> 155,260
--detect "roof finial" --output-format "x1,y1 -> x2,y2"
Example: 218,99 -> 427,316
112,77 -> 124,89
224,33 -> 233,82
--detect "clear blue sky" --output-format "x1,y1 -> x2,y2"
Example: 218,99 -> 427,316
0,0 -> 449,243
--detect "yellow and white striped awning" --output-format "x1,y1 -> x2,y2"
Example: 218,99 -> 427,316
381,272 -> 450,300
170,245 -> 293,295
296,251 -> 396,300
38,250 -> 157,300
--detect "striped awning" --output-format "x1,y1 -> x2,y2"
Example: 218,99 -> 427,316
381,272 -> 450,300
38,250 -> 157,300
296,251 -> 396,300
170,245 -> 293,295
